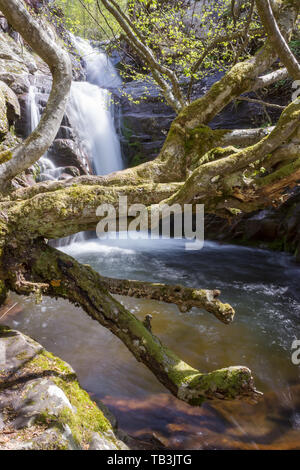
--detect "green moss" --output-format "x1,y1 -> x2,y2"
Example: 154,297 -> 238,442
258,159 -> 300,187
0,149 -> 12,164
27,349 -> 112,447
0,280 -> 7,305
184,125 -> 230,170
188,366 -> 252,399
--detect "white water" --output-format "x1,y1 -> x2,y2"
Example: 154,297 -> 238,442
67,82 -> 123,175
28,37 -> 123,181
68,36 -> 123,176
55,37 -> 124,246
72,36 -> 122,89
27,84 -> 57,179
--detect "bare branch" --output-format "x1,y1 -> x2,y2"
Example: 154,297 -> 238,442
252,68 -> 289,91
100,277 -> 235,324
236,96 -> 285,110
256,0 -> 300,80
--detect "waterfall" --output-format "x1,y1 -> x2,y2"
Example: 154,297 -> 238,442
72,36 -> 122,89
68,36 -> 123,176
67,82 -> 123,175
54,37 -> 124,247
27,83 -> 57,180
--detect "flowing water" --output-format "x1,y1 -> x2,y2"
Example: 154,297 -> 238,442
67,82 -> 123,175
28,37 -> 123,180
2,238 -> 300,449
27,83 -> 58,180
68,36 -> 123,175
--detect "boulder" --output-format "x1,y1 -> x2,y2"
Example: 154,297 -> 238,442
0,325 -> 128,450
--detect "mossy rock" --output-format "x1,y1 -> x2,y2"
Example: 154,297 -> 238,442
0,326 -> 128,450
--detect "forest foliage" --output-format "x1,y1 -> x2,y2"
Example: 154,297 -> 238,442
55,0 -> 127,39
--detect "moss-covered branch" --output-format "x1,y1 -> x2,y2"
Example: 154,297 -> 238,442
157,99 -> 300,216
5,182 -> 181,240
3,240 -> 261,405
100,277 -> 235,324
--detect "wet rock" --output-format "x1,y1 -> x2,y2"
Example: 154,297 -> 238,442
205,186 -> 300,259
0,325 -> 128,450
48,139 -> 88,175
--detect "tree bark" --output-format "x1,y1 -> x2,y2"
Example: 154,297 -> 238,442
0,0 -> 72,194
256,0 -> 300,80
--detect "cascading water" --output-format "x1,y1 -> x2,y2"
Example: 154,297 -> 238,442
67,82 -> 123,175
68,36 -> 123,176
52,37 -> 124,247
27,83 -> 57,181
28,38 -> 123,181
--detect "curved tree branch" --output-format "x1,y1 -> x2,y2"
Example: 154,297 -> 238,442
100,0 -> 185,112
0,0 -> 72,194
256,0 -> 300,80
100,277 -> 235,324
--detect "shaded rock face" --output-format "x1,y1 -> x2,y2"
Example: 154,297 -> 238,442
120,81 -> 175,166
0,325 -> 128,450
205,186 -> 300,262
120,72 -> 271,168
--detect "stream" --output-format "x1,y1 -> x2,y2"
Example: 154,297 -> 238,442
2,237 -> 300,449
2,36 -> 300,450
